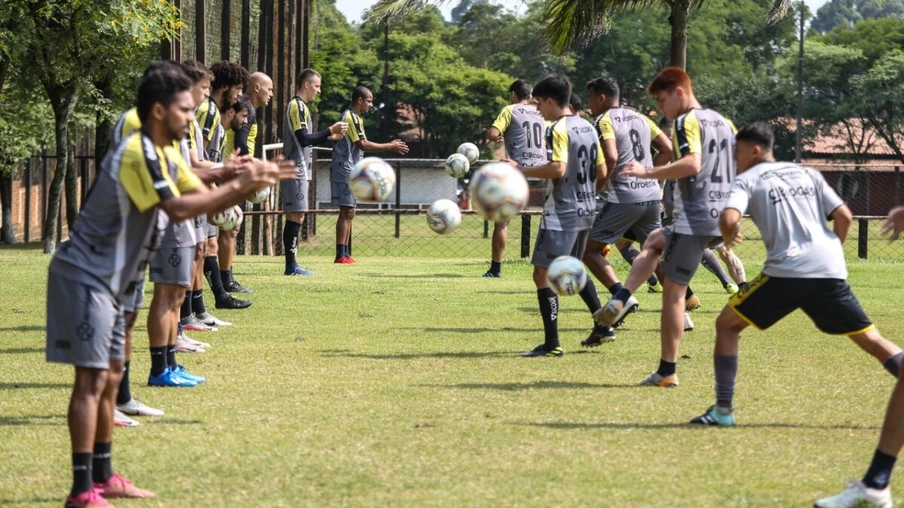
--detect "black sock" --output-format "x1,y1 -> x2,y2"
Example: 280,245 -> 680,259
579,278 -> 602,314
657,359 -> 677,377
150,346 -> 168,376
701,249 -> 732,287
191,290 -> 206,316
220,269 -> 232,286
647,274 -> 659,286
619,244 -> 641,265
714,355 -> 738,409
344,245 -> 351,257
490,261 -> 501,275
686,286 -> 694,299
537,288 -> 560,350
885,352 -> 904,378
167,345 -> 177,369
285,220 -> 301,268
863,449 -> 897,490
336,244 -> 344,259
204,256 -> 229,301
608,282 -> 624,296
180,291 -> 192,321
71,452 -> 93,496
92,442 -> 113,484
613,287 -> 633,304
116,361 -> 131,405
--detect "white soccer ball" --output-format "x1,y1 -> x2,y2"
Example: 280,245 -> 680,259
546,256 -> 588,296
209,206 -> 235,227
426,199 -> 462,235
349,157 -> 396,203
220,205 -> 244,231
445,153 -> 470,179
469,162 -> 529,223
457,142 -> 480,164
248,186 -> 270,205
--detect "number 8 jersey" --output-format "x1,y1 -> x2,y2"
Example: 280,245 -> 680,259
595,107 -> 663,204
672,108 -> 737,236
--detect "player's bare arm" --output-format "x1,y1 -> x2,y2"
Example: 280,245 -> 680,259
486,126 -> 503,146
719,207 -> 744,248
507,159 -> 565,180
596,137 -> 618,194
622,152 -> 701,180
831,203 -> 853,243
354,138 -> 409,155
651,132 -> 674,167
882,206 -> 904,241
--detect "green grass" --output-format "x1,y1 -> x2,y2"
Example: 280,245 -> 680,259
2,248 -> 904,506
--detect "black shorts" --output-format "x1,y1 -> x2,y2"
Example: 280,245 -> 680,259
729,274 -> 874,335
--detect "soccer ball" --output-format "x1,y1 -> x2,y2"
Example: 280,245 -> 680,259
469,162 -> 529,223
220,205 -> 244,232
457,142 -> 479,164
349,157 -> 396,203
247,186 -> 270,205
426,199 -> 462,235
546,256 -> 588,296
445,153 -> 470,179
209,206 -> 235,227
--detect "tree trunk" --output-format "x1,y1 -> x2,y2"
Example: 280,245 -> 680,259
0,57 -> 10,99
64,132 -> 78,230
42,87 -> 79,254
94,76 -> 114,167
669,1 -> 690,69
0,170 -> 14,244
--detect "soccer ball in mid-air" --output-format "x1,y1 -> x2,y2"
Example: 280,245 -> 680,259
457,142 -> 479,164
349,157 -> 396,203
248,186 -> 270,205
546,256 -> 588,296
426,199 -> 462,235
469,162 -> 529,223
209,206 -> 236,227
219,205 -> 244,232
445,153 -> 470,179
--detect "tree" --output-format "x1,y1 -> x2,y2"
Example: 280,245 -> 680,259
811,0 -> 904,34
858,49 -> 904,164
815,17 -> 904,64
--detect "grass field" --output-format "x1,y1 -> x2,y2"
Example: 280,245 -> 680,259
2,246 -> 904,507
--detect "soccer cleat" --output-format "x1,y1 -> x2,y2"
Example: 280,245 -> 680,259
94,473 -> 155,499
215,295 -> 252,310
178,332 -> 210,350
175,336 -> 202,353
647,281 -> 663,293
611,295 -> 639,328
581,327 -> 616,347
482,271 -> 501,278
684,312 -> 695,332
334,256 -> 355,264
690,405 -> 735,426
725,283 -> 739,295
685,294 -> 701,312
113,409 -> 139,428
638,372 -> 679,387
284,266 -> 314,276
519,345 -> 564,357
197,312 -> 232,327
182,316 -> 217,333
116,398 -> 164,417
814,480 -> 892,508
594,295 -> 639,328
171,365 -> 206,384
148,368 -> 198,387
64,488 -> 113,508
224,279 -> 253,294
347,256 -> 358,264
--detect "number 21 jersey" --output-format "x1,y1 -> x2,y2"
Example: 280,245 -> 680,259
672,108 -> 737,236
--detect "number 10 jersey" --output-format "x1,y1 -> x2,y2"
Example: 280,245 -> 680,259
491,103 -> 547,167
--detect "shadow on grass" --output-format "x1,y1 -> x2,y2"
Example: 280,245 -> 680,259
360,273 -> 466,279
424,381 -> 636,390
400,326 -> 586,334
0,382 -> 69,390
514,421 -> 881,431
0,498 -> 60,506
476,290 -> 533,295
146,418 -> 204,425
0,414 -> 64,426
320,350 -> 512,360
0,347 -> 44,354
0,326 -> 45,333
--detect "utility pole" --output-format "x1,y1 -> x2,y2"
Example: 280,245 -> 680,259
795,0 -> 805,163
382,24 -> 390,140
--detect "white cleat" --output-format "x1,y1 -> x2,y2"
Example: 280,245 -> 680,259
179,332 -> 210,350
611,296 -> 640,329
684,312 -> 695,332
594,295 -> 640,328
116,398 -> 164,417
197,312 -> 232,327
113,409 -> 139,427
814,480 -> 891,508
176,334 -> 206,353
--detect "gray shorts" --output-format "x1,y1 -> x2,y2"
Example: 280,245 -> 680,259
589,200 -> 661,245
661,229 -> 723,285
281,178 -> 310,212
123,276 -> 145,313
46,275 -> 125,369
531,229 -> 590,268
331,181 -> 357,208
194,215 -> 207,242
149,246 -> 195,287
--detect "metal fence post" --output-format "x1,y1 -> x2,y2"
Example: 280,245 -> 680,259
483,220 -> 489,239
41,151 -> 47,241
858,218 -> 868,260
394,161 -> 401,239
520,213 -> 531,258
24,159 -> 31,243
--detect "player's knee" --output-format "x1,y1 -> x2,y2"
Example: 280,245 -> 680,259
716,308 -> 746,334
74,368 -> 108,397
532,267 -> 548,287
643,230 -> 666,252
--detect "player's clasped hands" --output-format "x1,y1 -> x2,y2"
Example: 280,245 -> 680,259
881,206 -> 904,242
391,139 -> 409,155
328,121 -> 348,141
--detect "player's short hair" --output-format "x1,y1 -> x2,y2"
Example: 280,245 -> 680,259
509,79 -> 532,101
569,93 -> 584,114
586,77 -> 619,100
736,122 -> 775,152
180,60 -> 213,83
352,86 -> 372,102
297,68 -> 321,88
209,61 -> 249,91
532,75 -> 571,108
648,67 -> 693,96
228,95 -> 254,114
137,61 -> 192,123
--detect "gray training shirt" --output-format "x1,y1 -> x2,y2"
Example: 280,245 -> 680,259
595,107 -> 663,204
491,103 -> 547,168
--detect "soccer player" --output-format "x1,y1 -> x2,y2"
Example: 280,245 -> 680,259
579,77 -> 673,346
484,79 -> 546,278
47,61 -> 284,508
505,75 -> 607,357
331,86 -> 408,264
282,68 -> 347,276
681,123 -> 904,508
219,71 -> 271,294
595,67 -> 737,386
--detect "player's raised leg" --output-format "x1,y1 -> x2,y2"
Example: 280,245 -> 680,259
701,247 -> 737,294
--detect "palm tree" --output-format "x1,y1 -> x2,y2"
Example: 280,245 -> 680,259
369,0 -> 795,69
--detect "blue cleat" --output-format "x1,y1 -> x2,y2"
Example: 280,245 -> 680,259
284,266 -> 314,276
171,365 -> 206,384
690,405 -> 735,426
148,368 -> 198,387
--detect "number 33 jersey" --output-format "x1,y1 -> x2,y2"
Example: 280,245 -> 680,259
542,115 -> 604,232
595,107 -> 663,204
672,108 -> 737,236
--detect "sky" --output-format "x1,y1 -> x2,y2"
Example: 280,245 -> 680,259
335,0 -> 831,25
